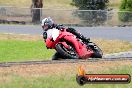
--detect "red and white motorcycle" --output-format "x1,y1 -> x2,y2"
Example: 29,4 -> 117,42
43,28 -> 103,60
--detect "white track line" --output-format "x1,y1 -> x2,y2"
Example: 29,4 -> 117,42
103,51 -> 132,58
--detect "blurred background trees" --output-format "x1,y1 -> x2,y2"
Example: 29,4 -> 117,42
119,0 -> 132,22
31,0 -> 43,24
71,0 -> 109,26
72,0 -> 109,10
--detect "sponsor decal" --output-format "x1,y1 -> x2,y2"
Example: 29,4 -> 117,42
76,66 -> 131,85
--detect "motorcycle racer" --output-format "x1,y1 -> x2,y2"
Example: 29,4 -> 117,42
41,17 -> 90,42
41,17 -> 90,60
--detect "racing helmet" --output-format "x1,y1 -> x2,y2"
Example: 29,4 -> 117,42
41,17 -> 54,31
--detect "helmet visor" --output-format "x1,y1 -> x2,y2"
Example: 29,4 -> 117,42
42,24 -> 49,31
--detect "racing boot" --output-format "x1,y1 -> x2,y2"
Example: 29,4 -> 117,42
52,52 -> 67,60
52,52 -> 62,60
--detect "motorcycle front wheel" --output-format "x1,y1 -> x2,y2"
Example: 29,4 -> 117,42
55,43 -> 79,59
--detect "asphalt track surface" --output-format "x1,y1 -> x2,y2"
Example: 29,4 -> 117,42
0,58 -> 132,67
0,25 -> 132,42
0,50 -> 131,67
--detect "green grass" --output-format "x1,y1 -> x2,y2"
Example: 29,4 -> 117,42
92,39 -> 132,54
0,66 -> 131,88
0,0 -> 75,9
0,0 -> 32,7
0,40 -> 55,62
109,0 -> 121,9
0,38 -> 132,62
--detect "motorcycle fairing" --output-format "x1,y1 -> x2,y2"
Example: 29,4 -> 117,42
62,35 -> 93,59
45,30 -> 93,59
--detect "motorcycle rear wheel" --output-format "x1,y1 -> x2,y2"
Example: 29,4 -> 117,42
55,43 -> 79,59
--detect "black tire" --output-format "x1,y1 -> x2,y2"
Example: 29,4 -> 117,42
88,42 -> 103,58
55,43 -> 79,59
52,52 -> 63,60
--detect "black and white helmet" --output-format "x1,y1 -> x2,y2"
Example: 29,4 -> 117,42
41,17 -> 54,31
